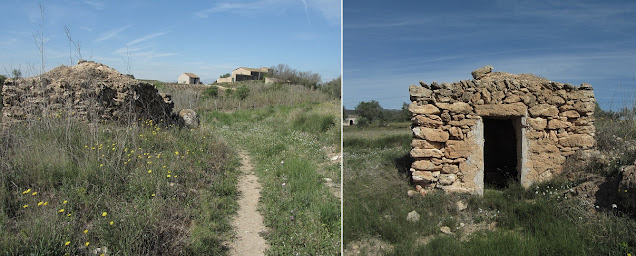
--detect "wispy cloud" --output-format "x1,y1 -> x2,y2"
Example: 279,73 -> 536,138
113,46 -> 147,55
195,2 -> 256,18
79,26 -> 93,32
196,0 -> 340,24
309,0 -> 340,25
83,0 -> 104,10
127,32 -> 167,46
300,0 -> 310,24
96,25 -> 131,42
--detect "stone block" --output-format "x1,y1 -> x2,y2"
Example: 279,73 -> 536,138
471,65 -> 493,79
412,161 -> 443,171
413,127 -> 450,142
409,102 -> 441,115
435,102 -> 473,114
411,148 -> 444,158
558,134 -> 595,148
474,102 -> 527,117
529,104 -> 559,117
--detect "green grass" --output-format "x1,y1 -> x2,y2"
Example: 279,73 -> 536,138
204,100 -> 341,255
0,117 -> 239,255
344,121 -> 636,256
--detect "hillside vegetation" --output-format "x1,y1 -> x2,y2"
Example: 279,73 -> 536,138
1,79 -> 341,255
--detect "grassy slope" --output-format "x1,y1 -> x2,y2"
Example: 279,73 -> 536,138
201,100 -> 341,255
0,118 -> 239,255
343,120 -> 636,256
0,81 -> 341,255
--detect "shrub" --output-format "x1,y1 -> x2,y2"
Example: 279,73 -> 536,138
235,85 -> 249,100
203,86 -> 219,98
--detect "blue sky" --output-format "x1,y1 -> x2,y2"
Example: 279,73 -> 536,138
344,0 -> 636,111
0,0 -> 340,84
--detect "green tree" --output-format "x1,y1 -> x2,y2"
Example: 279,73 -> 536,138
235,85 -> 249,100
0,75 -> 6,85
203,86 -> 219,98
401,102 -> 411,121
355,100 -> 386,126
220,73 -> 231,78
11,69 -> 22,80
320,76 -> 341,98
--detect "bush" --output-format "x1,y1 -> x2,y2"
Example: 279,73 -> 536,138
202,86 -> 219,99
319,76 -> 341,99
235,85 -> 250,100
292,113 -> 335,133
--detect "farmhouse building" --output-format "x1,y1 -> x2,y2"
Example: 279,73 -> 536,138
178,73 -> 200,84
408,66 -> 596,195
216,67 -> 272,83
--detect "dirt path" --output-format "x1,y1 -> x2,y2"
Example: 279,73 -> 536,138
230,150 -> 269,256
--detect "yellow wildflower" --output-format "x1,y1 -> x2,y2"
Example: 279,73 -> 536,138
37,201 -> 44,206
67,213 -> 71,217
148,170 -> 152,173
59,209 -> 65,213
83,229 -> 88,234
23,204 -> 28,208
175,151 -> 179,155
64,241 -> 70,246
151,193 -> 156,197
32,192 -> 37,196
43,201 -> 48,206
100,164 -> 104,167
63,200 -> 68,204
102,212 -> 107,217
168,170 -> 172,174
23,188 -> 31,194
167,174 -> 171,178
85,242 -> 90,246
109,221 -> 114,225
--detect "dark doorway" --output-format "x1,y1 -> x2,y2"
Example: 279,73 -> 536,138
483,118 -> 519,188
349,120 -> 354,126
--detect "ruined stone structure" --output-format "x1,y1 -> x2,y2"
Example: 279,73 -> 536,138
409,66 -> 596,195
2,60 -> 174,123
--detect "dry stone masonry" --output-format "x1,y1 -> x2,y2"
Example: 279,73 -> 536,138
2,60 -> 174,123
409,65 -> 596,195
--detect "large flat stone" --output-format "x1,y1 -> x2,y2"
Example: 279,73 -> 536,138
474,102 -> 527,117
409,102 -> 441,115
413,127 -> 450,142
435,102 -> 473,114
529,104 -> 559,117
558,134 -> 595,148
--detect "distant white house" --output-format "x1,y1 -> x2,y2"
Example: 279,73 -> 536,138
178,73 -> 200,84
217,67 -> 272,83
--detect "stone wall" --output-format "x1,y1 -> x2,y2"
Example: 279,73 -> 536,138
2,60 -> 174,123
409,65 -> 596,195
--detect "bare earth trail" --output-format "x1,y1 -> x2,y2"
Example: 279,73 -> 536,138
229,150 -> 269,256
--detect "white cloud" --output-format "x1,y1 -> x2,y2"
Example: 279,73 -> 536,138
83,0 -> 104,10
196,0 -> 340,24
96,25 -> 131,42
127,32 -> 168,46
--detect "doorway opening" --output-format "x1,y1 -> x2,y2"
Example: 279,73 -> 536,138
483,118 -> 519,188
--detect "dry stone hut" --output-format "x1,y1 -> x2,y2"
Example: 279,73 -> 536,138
2,60 -> 174,123
408,65 -> 596,195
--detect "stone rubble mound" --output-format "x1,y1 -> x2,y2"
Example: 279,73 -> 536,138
2,60 -> 174,123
